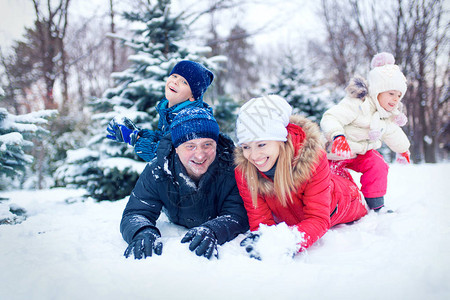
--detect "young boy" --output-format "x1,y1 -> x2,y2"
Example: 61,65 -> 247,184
320,52 -> 411,212
106,60 -> 214,161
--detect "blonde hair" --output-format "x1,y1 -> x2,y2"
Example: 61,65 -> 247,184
235,138 -> 298,208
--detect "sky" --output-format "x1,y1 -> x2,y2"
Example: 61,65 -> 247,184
0,0 -> 121,48
0,0 -> 35,48
0,0 -> 322,50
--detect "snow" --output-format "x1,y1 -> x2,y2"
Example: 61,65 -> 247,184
0,132 -> 24,146
249,223 -> 304,261
111,109 -> 149,122
65,148 -> 99,163
98,157 -> 146,174
0,163 -> 449,300
424,135 -> 433,145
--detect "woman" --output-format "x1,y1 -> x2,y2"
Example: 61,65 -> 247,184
234,95 -> 367,256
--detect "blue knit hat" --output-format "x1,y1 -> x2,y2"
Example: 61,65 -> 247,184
169,60 -> 214,100
171,107 -> 219,148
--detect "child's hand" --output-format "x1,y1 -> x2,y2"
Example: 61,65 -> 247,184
106,117 -> 140,146
331,136 -> 352,159
396,151 -> 411,164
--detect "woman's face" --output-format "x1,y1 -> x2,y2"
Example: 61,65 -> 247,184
240,140 -> 282,172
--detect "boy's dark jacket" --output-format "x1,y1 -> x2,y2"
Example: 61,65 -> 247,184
135,99 -> 212,161
120,133 -> 249,245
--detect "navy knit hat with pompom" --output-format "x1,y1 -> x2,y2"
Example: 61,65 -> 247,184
170,107 -> 219,148
169,60 -> 214,100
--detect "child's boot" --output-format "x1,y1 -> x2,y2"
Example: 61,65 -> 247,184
373,205 -> 394,214
366,196 -> 394,213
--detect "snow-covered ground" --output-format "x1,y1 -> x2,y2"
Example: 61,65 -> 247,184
0,163 -> 449,300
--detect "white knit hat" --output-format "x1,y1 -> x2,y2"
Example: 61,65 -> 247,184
236,95 -> 292,145
367,52 -> 407,101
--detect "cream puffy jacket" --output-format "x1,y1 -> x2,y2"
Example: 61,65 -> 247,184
320,79 -> 410,158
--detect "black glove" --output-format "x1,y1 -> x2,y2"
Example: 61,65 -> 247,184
124,227 -> 163,259
240,232 -> 261,260
181,226 -> 218,259
106,117 -> 140,146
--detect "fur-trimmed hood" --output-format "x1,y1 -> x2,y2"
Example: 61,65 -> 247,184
345,76 -> 403,117
234,115 -> 325,194
345,76 -> 369,100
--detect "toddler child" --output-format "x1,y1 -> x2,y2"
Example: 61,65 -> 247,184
320,52 -> 410,212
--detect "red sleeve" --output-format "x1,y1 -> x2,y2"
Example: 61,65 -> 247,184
294,151 -> 332,249
235,168 -> 276,231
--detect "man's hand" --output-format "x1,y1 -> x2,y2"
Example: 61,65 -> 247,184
181,227 -> 218,259
124,227 -> 163,259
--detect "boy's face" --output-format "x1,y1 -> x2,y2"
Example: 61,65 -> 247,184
165,74 -> 195,107
175,138 -> 217,180
377,90 -> 402,112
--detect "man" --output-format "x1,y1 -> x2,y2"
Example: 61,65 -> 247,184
120,107 -> 249,259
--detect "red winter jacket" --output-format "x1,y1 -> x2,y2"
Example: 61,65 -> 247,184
234,115 -> 367,250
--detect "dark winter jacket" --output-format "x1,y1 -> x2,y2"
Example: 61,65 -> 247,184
121,133 -> 249,245
134,99 -> 213,161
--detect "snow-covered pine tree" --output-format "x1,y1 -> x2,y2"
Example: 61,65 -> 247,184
213,95 -> 240,139
55,0 -> 221,201
222,25 -> 259,101
0,106 -> 57,189
266,55 -> 332,123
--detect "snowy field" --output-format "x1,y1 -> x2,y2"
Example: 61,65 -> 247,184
1,163 -> 449,300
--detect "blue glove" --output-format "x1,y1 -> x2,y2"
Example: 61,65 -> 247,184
181,226 -> 218,259
106,117 -> 140,146
124,227 -> 163,259
240,232 -> 261,260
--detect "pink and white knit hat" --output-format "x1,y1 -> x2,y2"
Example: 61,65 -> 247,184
367,52 -> 407,100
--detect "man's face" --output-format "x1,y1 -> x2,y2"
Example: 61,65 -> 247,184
165,74 -> 195,107
175,138 -> 217,180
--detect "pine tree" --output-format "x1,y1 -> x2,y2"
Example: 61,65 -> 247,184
0,104 -> 57,189
266,55 -> 332,123
55,0 -> 220,201
213,95 -> 240,139
223,25 -> 259,100
205,24 -> 257,140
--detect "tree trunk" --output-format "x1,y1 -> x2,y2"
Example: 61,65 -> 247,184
44,78 -> 57,110
110,0 -> 117,74
60,41 -> 70,115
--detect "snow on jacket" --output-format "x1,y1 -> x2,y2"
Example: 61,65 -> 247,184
121,133 -> 249,245
134,99 -> 213,162
320,77 -> 410,157
234,115 -> 367,250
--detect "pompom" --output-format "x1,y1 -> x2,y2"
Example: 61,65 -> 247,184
394,113 -> 408,126
371,52 -> 395,69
